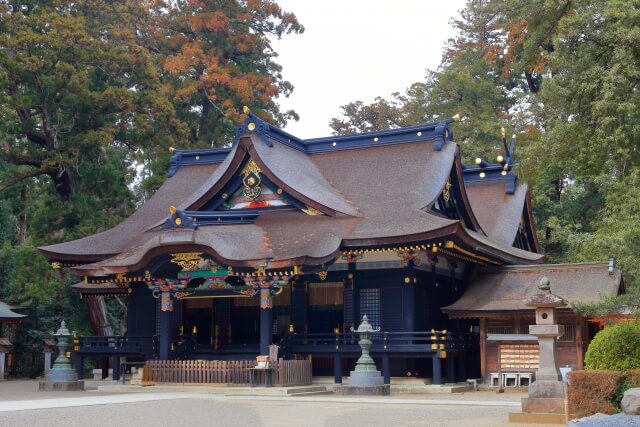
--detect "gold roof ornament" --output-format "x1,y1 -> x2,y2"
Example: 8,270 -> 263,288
302,206 -> 323,216
243,105 -> 250,114
452,113 -> 461,122
169,206 -> 177,215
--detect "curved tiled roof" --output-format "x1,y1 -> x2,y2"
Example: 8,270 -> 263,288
442,262 -> 623,317
0,301 -> 26,321
40,163 -> 220,261
466,181 -> 528,247
40,116 -> 544,273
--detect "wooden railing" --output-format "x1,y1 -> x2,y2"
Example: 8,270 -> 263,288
142,357 -> 313,386
143,359 -> 253,385
76,335 -> 157,359
280,331 -> 478,355
275,357 -> 312,386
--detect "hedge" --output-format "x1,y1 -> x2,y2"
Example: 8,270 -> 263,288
585,322 -> 640,371
567,370 -> 623,418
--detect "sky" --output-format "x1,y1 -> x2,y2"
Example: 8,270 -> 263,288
270,1 -> 468,139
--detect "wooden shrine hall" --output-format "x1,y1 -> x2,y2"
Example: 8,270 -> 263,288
39,111 -> 623,385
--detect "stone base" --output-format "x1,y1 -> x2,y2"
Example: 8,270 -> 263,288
47,369 -> 79,383
509,412 -> 566,424
528,380 -> 566,399
348,370 -> 384,387
39,380 -> 85,391
522,397 -> 565,414
342,385 -> 390,396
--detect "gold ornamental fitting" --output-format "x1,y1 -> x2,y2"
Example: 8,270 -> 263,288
248,122 -> 256,131
452,113 -> 461,122
169,205 -> 177,215
243,106 -> 250,114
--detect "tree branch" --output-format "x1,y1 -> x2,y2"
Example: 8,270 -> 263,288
0,167 -> 56,193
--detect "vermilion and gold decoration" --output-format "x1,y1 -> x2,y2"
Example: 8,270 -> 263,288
398,250 -> 420,267
442,179 -> 452,203
170,252 -> 204,271
145,277 -> 192,312
241,160 -> 262,200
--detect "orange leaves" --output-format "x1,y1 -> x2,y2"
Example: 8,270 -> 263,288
189,11 -> 229,32
501,18 -> 528,77
163,42 -> 206,75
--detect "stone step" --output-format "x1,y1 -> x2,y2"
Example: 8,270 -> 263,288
225,385 -> 327,396
509,412 -> 566,425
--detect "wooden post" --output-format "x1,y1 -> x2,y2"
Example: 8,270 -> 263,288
113,355 -> 120,381
576,316 -> 584,369
479,317 -> 487,382
158,303 -> 172,360
259,285 -> 273,355
0,352 -> 5,380
291,280 -> 307,334
403,266 -> 415,333
43,352 -> 52,377
446,356 -> 455,383
75,354 -> 84,379
333,353 -> 342,384
432,354 -> 442,385
382,355 -> 390,385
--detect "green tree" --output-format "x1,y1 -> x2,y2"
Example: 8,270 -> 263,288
0,0 -> 185,200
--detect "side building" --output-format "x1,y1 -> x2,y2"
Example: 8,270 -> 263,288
39,113 -> 622,384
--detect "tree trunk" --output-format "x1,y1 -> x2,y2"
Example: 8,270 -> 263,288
18,185 -> 27,243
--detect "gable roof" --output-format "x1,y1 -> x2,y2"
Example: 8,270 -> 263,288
0,301 -> 26,321
40,114 -> 543,275
442,262 -> 623,318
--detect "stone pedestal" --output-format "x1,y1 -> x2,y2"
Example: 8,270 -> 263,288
39,380 -> 85,391
509,277 -> 567,424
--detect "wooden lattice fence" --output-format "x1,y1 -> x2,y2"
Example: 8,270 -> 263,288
142,356 -> 312,386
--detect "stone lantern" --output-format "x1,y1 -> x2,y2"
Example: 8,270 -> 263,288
526,276 -> 566,382
510,277 -> 567,424
39,320 -> 85,391
343,315 -> 389,395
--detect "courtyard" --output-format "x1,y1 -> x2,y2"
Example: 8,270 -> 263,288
0,380 -> 534,427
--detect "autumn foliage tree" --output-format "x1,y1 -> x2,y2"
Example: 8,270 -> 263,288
155,0 -> 303,147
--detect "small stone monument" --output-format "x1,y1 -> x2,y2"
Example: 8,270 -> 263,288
342,315 -> 389,395
509,277 -> 567,424
39,320 -> 84,391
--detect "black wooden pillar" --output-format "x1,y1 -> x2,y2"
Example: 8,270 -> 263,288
126,288 -> 138,335
291,279 -> 307,333
158,298 -> 172,360
259,283 -> 273,355
113,355 -> 120,381
446,356 -> 455,383
343,267 -> 356,331
75,354 -> 84,378
382,355 -> 391,385
403,266 -> 416,332
432,354 -> 442,385
333,353 -> 342,384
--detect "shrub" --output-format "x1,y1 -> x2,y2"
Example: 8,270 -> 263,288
567,370 -> 623,417
626,369 -> 640,387
585,322 -> 640,371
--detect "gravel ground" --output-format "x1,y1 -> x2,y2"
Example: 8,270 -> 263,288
568,413 -> 640,427
0,380 -> 536,427
0,395 -> 529,427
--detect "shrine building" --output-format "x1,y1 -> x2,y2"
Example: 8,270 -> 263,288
39,111 -> 623,385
